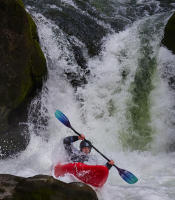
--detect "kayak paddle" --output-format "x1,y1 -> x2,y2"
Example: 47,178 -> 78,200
55,109 -> 138,184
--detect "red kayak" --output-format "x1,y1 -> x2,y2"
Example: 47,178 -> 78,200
54,162 -> 109,187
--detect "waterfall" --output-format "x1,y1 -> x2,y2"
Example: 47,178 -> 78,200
1,0 -> 175,199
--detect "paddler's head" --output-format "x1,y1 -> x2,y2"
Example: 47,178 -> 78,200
80,140 -> 92,154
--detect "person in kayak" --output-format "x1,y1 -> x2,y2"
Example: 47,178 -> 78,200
63,134 -> 114,169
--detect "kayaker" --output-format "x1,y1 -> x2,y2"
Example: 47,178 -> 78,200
63,134 -> 114,169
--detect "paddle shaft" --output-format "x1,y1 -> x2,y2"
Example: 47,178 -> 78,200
55,110 -> 138,184
70,127 -> 120,170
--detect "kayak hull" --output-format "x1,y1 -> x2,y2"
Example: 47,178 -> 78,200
54,162 -> 109,187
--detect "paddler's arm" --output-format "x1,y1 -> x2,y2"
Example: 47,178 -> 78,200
63,136 -> 79,155
63,134 -> 85,145
63,135 -> 85,155
63,136 -> 79,145
105,160 -> 114,170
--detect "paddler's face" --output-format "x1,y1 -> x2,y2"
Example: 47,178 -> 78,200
81,147 -> 91,154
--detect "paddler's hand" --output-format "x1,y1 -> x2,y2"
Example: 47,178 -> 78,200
108,160 -> 114,165
78,134 -> 85,140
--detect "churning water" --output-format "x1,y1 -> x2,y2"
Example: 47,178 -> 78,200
0,0 -> 175,199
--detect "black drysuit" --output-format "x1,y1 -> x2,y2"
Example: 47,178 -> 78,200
63,136 -> 112,169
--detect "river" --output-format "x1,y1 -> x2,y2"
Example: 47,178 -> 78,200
1,0 -> 175,199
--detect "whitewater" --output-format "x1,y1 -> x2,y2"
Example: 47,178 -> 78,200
0,0 -> 175,199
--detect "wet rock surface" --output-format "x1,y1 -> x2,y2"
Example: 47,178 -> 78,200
162,12 -> 175,91
23,0 -> 174,89
23,0 -> 108,89
0,0 -> 47,158
162,12 -> 175,55
161,12 -> 175,151
0,174 -> 98,200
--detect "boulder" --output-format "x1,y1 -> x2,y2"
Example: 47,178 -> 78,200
0,174 -> 98,200
162,12 -> 175,54
0,0 -> 47,158
161,12 -> 175,91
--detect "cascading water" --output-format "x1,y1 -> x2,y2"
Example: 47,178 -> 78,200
0,0 -> 175,199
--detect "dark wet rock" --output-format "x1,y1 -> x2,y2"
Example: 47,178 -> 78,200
23,0 -> 108,88
72,45 -> 87,70
24,0 -> 108,56
161,12 -> 175,91
22,0 -> 174,91
168,76 -> 175,89
162,64 -> 175,90
162,12 -> 175,54
0,0 -> 47,158
72,0 -> 128,32
44,6 -> 107,57
158,0 -> 175,11
47,4 -> 105,87
64,44 -> 90,88
65,71 -> 88,88
0,174 -> 98,200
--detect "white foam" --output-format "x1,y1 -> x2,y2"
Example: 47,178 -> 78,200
0,7 -> 174,200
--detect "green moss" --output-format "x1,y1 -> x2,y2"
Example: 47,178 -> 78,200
15,4 -> 47,108
31,40 -> 47,78
26,11 -> 47,80
0,0 -> 47,157
26,12 -> 39,41
16,0 -> 24,8
18,65 -> 33,107
0,0 -> 47,124
11,5 -> 47,109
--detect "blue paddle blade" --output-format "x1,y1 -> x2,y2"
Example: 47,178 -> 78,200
55,110 -> 72,128
118,168 -> 138,184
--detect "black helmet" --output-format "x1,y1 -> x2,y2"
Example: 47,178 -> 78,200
80,140 -> 92,152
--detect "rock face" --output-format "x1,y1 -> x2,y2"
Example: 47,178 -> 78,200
161,12 -> 175,91
23,0 -> 108,89
0,0 -> 47,158
0,174 -> 98,200
162,12 -> 175,54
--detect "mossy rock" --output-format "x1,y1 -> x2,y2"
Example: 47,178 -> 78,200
0,0 -> 47,158
0,174 -> 98,200
162,12 -> 175,54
